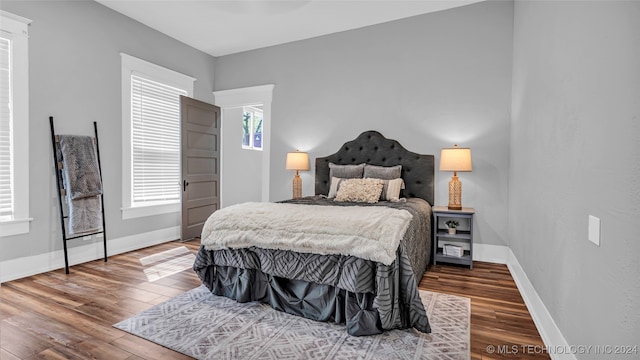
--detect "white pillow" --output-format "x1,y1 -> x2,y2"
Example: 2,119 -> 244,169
328,177 -> 347,198
380,178 -> 405,202
334,178 -> 384,203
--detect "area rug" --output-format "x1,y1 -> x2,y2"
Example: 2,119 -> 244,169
114,285 -> 470,360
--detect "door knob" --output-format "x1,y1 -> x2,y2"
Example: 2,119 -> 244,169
183,180 -> 189,191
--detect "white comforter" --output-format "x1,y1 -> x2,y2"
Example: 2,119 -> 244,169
200,202 -> 413,266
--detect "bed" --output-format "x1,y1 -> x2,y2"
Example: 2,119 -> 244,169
193,131 -> 435,336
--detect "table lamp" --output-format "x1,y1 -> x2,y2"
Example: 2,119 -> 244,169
439,144 -> 472,210
286,150 -> 309,199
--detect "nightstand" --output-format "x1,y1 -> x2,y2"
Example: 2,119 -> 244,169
432,206 -> 474,269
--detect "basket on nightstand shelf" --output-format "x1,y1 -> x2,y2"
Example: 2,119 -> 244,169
443,244 -> 464,257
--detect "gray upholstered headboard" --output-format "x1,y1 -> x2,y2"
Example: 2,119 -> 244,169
315,131 -> 435,205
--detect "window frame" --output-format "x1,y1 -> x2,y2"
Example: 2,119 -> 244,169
120,53 -> 195,220
242,106 -> 263,151
0,10 -> 31,237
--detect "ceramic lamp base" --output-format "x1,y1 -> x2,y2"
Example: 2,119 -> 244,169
448,173 -> 462,210
292,172 -> 302,199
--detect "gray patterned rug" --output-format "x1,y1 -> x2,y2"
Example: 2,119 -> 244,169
114,286 -> 470,359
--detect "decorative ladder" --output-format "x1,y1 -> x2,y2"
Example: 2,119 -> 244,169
49,116 -> 107,274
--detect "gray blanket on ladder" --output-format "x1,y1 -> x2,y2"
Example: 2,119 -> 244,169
58,135 -> 103,235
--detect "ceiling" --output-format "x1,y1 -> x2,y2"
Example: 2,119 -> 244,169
96,0 -> 485,57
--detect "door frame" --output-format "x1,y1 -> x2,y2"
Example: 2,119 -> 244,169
213,84 -> 274,206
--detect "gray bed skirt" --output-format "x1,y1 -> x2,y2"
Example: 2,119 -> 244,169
193,244 -> 431,336
193,197 -> 432,336
199,264 -> 384,336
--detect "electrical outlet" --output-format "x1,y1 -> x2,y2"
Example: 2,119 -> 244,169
588,215 -> 600,246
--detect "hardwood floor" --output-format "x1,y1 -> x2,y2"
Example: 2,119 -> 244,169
421,263 -> 550,359
1,240 -> 550,359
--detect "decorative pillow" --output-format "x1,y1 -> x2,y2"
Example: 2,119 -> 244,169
363,164 -> 402,180
334,178 -> 384,203
327,177 -> 347,198
379,178 -> 405,202
328,162 -> 365,179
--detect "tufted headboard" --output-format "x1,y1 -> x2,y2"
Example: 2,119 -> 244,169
315,131 -> 435,205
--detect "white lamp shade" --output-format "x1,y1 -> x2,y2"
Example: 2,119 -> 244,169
286,151 -> 309,171
440,146 -> 472,172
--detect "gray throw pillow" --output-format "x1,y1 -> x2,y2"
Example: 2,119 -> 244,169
363,164 -> 402,180
328,162 -> 365,179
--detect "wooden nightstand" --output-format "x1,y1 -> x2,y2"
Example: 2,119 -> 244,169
432,206 -> 475,269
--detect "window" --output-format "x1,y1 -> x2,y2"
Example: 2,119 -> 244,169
242,106 -> 263,150
121,54 -> 194,219
0,38 -> 12,221
131,75 -> 186,204
0,11 -> 31,237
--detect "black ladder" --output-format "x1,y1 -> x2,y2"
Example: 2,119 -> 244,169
49,116 -> 107,274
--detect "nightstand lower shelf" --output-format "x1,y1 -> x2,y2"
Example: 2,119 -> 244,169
434,250 -> 472,266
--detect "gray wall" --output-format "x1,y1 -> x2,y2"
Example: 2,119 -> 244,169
3,0 -> 638,350
221,107 -> 263,207
510,0 -> 640,353
0,0 -> 216,261
214,0 -> 514,246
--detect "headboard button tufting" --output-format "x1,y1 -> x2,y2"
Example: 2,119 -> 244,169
314,130 -> 434,205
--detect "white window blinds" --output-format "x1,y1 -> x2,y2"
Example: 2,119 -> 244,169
131,74 -> 186,205
0,37 -> 13,219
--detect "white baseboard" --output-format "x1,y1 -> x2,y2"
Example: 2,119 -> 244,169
506,249 -> 575,360
0,226 -> 180,283
470,244 -> 573,360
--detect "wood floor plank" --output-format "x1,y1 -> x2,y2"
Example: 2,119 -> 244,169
0,322 -> 51,358
115,297 -> 155,315
74,300 -> 138,325
110,334 -> 193,360
1,239 -> 550,359
1,348 -> 21,360
422,263 -> 550,359
0,297 -> 22,320
1,285 -> 124,343
74,339 -> 133,360
4,311 -> 90,348
33,342 -> 122,360
134,281 -> 191,298
148,295 -> 173,305
124,355 -> 146,360
13,281 -> 88,308
31,349 -> 70,360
